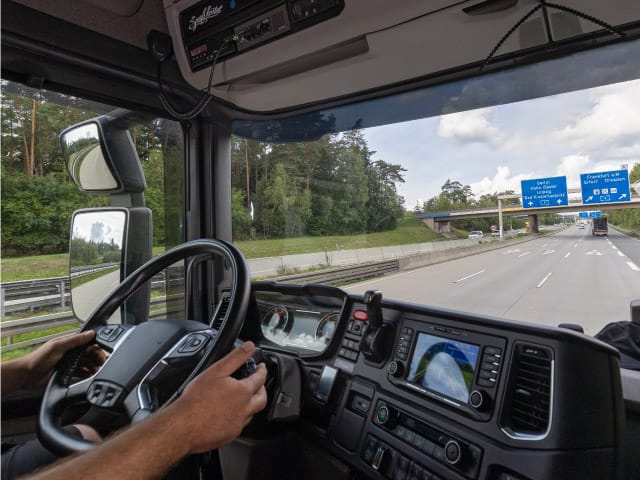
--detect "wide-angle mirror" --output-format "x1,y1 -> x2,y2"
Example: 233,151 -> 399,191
61,122 -> 119,192
70,209 -> 127,323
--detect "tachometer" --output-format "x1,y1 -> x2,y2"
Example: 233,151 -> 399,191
316,311 -> 340,344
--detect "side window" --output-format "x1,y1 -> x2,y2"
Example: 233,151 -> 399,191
0,80 -> 184,359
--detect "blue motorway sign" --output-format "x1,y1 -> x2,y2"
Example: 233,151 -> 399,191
521,176 -> 568,209
578,211 -> 601,218
580,169 -> 631,205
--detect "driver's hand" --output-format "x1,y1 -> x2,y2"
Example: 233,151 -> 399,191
23,330 -> 103,388
170,341 -> 268,454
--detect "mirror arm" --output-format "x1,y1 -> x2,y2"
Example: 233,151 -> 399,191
110,193 -> 146,208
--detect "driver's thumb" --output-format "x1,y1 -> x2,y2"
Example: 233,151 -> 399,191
212,342 -> 255,377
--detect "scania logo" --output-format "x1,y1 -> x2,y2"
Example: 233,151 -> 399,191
188,4 -> 223,32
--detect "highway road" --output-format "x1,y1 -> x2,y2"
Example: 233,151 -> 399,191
346,225 -> 640,335
72,269 -> 121,324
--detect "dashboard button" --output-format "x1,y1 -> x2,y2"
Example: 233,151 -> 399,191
372,445 -> 389,471
393,456 -> 409,480
408,462 -> 422,480
388,361 -> 404,377
444,440 -> 463,465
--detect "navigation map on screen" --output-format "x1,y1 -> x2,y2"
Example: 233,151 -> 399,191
406,332 -> 480,403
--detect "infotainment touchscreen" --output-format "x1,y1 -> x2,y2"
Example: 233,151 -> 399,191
406,332 -> 480,403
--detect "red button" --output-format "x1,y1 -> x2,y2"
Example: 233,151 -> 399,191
353,309 -> 368,321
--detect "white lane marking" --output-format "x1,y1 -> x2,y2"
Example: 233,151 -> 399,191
579,239 -> 583,242
564,252 -> 571,258
453,270 -> 486,283
573,243 -> 578,248
617,251 -> 625,257
612,246 -> 618,250
543,250 -> 555,255
536,272 -> 552,288
627,261 -> 640,272
501,249 -> 520,255
518,252 -> 530,258
586,250 -> 602,256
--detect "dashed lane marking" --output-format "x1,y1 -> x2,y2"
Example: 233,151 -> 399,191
453,270 -> 486,283
564,252 -> 571,258
618,251 -> 625,257
536,272 -> 553,288
627,261 -> 640,272
518,252 -> 530,258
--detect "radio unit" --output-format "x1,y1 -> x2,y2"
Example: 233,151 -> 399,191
179,0 -> 345,72
387,319 -> 506,420
371,401 -> 483,479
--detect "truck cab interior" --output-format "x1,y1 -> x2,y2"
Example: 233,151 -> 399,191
2,1 -> 640,479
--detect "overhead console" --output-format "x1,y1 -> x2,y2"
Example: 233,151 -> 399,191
178,0 -> 345,72
162,0 -> 640,112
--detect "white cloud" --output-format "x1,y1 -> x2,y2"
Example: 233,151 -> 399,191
555,154 -> 591,188
437,108 -> 504,147
553,81 -> 640,150
607,143 -> 640,159
470,166 -> 532,197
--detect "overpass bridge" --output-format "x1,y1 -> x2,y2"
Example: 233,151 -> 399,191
418,184 -> 640,234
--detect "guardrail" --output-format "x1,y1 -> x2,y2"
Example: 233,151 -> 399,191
274,259 -> 400,285
0,273 -> 184,317
0,295 -> 185,353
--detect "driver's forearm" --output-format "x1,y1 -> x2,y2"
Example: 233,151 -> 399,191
28,404 -> 194,480
0,357 -> 28,395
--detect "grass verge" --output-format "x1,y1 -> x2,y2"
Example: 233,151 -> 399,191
2,218 -> 443,281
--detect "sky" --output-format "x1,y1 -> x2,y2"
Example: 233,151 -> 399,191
73,211 -> 125,246
363,78 -> 640,210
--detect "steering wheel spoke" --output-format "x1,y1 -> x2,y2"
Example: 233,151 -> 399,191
39,239 -> 250,456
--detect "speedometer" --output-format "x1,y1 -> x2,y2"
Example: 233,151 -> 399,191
261,305 -> 292,337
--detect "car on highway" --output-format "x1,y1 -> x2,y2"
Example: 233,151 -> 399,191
1,2 -> 639,480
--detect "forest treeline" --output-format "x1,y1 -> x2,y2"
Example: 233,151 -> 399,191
1,85 -> 406,256
230,131 -> 405,240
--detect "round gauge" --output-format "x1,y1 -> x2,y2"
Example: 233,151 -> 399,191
261,305 -> 292,337
316,312 -> 340,343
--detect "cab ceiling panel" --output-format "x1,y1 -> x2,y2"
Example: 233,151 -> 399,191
165,0 -> 640,113
15,0 -> 169,50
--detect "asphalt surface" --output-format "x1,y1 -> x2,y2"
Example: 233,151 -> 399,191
72,270 -> 121,324
346,225 -> 640,335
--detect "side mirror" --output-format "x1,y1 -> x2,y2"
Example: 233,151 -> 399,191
70,208 -> 152,324
61,111 -> 146,194
62,122 -> 119,191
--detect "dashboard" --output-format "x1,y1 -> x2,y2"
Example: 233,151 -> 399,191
244,281 -> 626,480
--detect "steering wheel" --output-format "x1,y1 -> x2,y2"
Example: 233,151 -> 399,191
38,239 -> 250,456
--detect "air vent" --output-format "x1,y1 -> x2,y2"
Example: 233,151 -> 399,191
501,343 -> 553,440
211,291 -> 231,330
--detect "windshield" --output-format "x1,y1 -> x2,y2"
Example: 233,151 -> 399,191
231,41 -> 640,336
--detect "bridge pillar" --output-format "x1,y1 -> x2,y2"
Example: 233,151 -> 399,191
422,218 -> 435,230
528,214 -> 539,233
438,221 -> 451,233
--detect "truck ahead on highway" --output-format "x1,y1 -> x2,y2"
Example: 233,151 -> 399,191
592,217 -> 609,236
